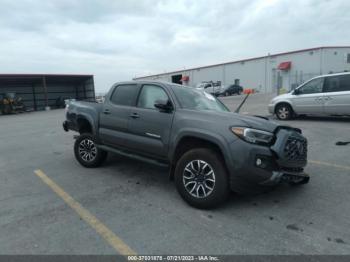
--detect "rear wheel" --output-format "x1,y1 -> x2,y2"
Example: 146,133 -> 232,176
174,148 -> 229,209
275,103 -> 293,120
74,133 -> 107,168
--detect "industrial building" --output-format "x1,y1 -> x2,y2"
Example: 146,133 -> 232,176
0,74 -> 95,111
134,46 -> 350,93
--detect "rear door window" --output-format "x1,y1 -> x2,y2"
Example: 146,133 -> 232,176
323,75 -> 350,92
110,84 -> 138,106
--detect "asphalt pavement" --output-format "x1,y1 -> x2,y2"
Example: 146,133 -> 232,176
0,94 -> 349,255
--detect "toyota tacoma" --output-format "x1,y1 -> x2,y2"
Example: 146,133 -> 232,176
63,81 -> 309,209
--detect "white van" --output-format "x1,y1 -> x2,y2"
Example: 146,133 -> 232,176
268,72 -> 350,120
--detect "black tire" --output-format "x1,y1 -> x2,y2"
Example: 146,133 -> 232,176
174,148 -> 229,209
74,133 -> 107,168
275,103 -> 293,120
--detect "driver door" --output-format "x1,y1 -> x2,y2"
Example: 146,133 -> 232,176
127,84 -> 175,159
291,77 -> 325,114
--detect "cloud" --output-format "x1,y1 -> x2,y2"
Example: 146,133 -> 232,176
0,0 -> 349,92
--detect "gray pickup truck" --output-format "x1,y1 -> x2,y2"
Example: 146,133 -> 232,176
63,81 -> 309,208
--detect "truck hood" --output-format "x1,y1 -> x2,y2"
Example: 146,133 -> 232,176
233,114 -> 279,132
180,109 -> 283,133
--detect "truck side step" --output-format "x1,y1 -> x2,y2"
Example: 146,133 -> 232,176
97,145 -> 169,168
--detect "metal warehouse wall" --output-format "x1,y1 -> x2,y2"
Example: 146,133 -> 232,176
135,47 -> 350,94
322,48 -> 350,74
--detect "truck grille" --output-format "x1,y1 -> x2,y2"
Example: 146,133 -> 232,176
284,135 -> 307,162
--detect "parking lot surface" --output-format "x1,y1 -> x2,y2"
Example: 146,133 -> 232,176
1,94 -> 350,255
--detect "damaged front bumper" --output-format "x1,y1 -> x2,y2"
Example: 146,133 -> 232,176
228,127 -> 309,193
261,128 -> 309,185
260,170 -> 310,186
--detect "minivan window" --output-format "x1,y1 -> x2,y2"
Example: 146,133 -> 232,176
298,78 -> 324,94
137,85 -> 169,109
110,84 -> 138,106
323,75 -> 350,92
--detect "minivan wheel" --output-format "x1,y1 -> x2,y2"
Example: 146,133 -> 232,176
74,133 -> 107,168
276,103 -> 293,120
174,148 -> 229,209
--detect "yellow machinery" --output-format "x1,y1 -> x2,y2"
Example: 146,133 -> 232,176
0,93 -> 25,114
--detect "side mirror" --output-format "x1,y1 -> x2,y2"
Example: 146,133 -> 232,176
154,99 -> 173,112
293,89 -> 300,95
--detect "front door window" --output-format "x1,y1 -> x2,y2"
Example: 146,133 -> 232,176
137,85 -> 169,109
298,78 -> 324,95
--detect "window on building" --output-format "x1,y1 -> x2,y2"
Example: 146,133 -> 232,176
110,84 -> 138,106
347,53 -> 350,63
324,75 -> 350,92
137,85 -> 169,109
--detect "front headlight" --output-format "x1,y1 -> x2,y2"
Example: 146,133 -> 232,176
231,127 -> 274,145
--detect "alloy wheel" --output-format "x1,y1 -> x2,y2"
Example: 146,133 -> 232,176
277,106 -> 290,120
78,139 -> 97,162
183,160 -> 216,198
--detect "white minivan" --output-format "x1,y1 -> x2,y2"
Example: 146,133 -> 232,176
268,72 -> 350,120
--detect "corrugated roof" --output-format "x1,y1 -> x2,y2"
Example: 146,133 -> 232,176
0,73 -> 93,78
0,74 -> 94,87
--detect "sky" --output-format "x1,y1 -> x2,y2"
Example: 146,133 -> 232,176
0,0 -> 349,92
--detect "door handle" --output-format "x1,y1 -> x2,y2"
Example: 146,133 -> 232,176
130,113 -> 140,119
103,109 -> 111,115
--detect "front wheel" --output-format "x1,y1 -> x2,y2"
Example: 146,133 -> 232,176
174,148 -> 229,209
275,103 -> 293,120
74,133 -> 108,168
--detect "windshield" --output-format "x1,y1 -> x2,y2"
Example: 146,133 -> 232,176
172,85 -> 230,112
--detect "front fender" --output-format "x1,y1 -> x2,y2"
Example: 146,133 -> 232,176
272,99 -> 294,112
169,128 -> 236,171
